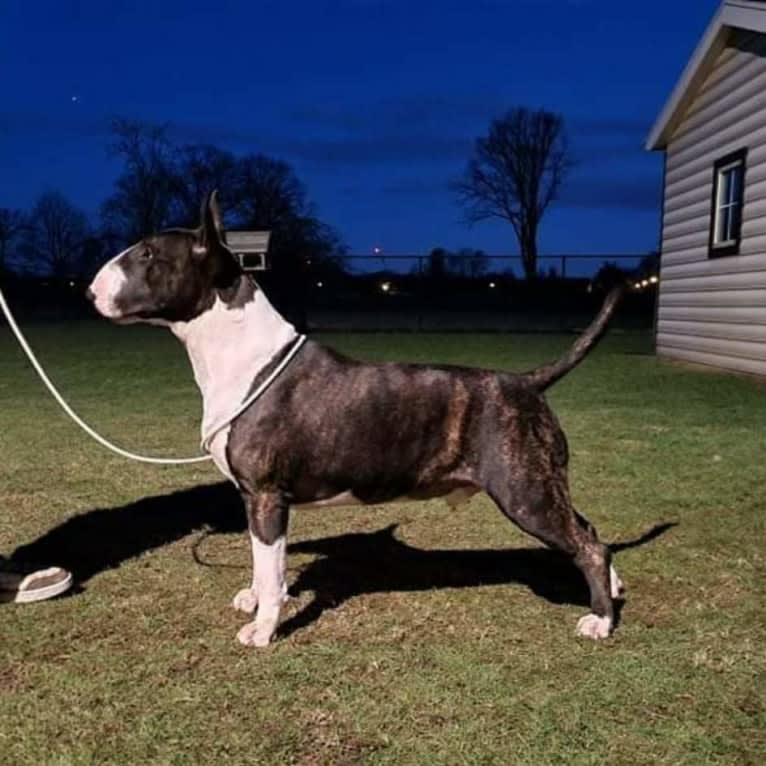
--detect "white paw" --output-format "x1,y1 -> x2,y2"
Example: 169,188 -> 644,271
232,587 -> 258,614
610,565 -> 625,599
576,613 -> 613,640
236,620 -> 274,648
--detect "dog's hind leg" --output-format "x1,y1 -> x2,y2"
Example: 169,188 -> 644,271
486,477 -> 616,640
236,491 -> 290,648
568,511 -> 617,640
610,564 -> 625,600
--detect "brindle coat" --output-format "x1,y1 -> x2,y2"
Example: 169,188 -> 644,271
88,192 -> 626,646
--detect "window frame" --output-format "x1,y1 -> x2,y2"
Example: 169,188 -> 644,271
708,147 -> 748,258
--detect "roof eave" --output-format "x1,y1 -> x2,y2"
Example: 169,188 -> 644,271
646,2 -> 766,152
646,4 -> 728,152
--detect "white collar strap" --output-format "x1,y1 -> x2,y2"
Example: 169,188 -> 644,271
201,333 -> 307,453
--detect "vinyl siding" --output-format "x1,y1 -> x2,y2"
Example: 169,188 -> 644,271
658,27 -> 766,377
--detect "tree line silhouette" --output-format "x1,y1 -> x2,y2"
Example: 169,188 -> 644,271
2,107 -> 583,285
0,118 -> 347,286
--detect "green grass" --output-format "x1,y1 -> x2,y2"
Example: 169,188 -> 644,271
1,322 -> 764,765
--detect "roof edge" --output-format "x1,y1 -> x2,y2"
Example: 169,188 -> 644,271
646,3 -> 727,151
646,1 -> 766,152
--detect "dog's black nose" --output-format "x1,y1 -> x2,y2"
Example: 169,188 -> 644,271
85,287 -> 95,303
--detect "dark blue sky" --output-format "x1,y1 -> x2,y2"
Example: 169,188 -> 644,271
1,0 -> 716,256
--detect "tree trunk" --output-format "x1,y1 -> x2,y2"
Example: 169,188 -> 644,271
521,234 -> 538,281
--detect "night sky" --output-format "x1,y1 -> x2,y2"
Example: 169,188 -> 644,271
1,0 -> 716,257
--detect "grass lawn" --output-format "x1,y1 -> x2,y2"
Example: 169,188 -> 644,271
1,322 -> 764,765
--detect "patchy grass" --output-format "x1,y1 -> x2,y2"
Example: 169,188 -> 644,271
1,322 -> 764,765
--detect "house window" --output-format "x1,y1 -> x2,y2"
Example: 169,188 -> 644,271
709,148 -> 747,257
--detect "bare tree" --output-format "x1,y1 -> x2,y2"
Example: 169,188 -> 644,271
454,107 -> 572,280
223,152 -> 346,330
231,154 -> 309,230
101,118 -> 178,243
171,144 -> 238,227
0,208 -> 28,275
229,152 -> 346,269
21,192 -> 90,278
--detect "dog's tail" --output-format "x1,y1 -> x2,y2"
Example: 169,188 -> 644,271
521,284 -> 625,392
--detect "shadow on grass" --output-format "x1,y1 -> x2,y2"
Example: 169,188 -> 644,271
277,521 -> 677,639
10,482 -> 675,634
11,482 -> 245,583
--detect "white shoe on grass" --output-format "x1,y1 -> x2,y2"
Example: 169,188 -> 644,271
0,565 -> 73,603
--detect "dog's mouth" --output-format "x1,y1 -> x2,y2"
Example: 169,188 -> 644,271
102,306 -> 163,326
87,289 -> 146,324
110,314 -> 142,325
107,307 -> 172,327
90,297 -> 132,322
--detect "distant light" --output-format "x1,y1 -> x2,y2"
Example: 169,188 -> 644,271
641,279 -> 649,288
489,281 -> 496,289
69,281 -> 75,287
71,96 -> 79,103
380,281 -> 392,293
649,275 -> 659,284
373,246 -> 382,255
634,282 -> 642,290
316,281 -> 323,288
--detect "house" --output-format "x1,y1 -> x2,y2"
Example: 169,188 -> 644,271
647,0 -> 766,377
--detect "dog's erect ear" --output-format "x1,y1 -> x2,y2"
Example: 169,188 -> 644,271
197,190 -> 241,288
199,190 -> 225,253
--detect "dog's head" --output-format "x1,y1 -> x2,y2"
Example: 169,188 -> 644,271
88,192 -> 242,323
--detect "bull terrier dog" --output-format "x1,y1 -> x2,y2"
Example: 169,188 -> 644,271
88,192 -> 626,648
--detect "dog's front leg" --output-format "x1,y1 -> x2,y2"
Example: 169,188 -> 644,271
236,491 -> 289,648
232,532 -> 260,614
232,527 -> 292,614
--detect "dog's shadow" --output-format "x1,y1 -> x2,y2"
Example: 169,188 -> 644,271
275,521 -> 674,638
11,483 -> 245,583
10,482 -> 676,636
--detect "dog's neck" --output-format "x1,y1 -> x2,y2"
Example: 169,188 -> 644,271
169,282 -> 298,442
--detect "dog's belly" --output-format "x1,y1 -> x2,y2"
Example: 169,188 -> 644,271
294,486 -> 478,510
294,491 -> 364,509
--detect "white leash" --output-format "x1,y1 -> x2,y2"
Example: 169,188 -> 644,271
1,284 -> 307,465
0,285 -> 216,464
